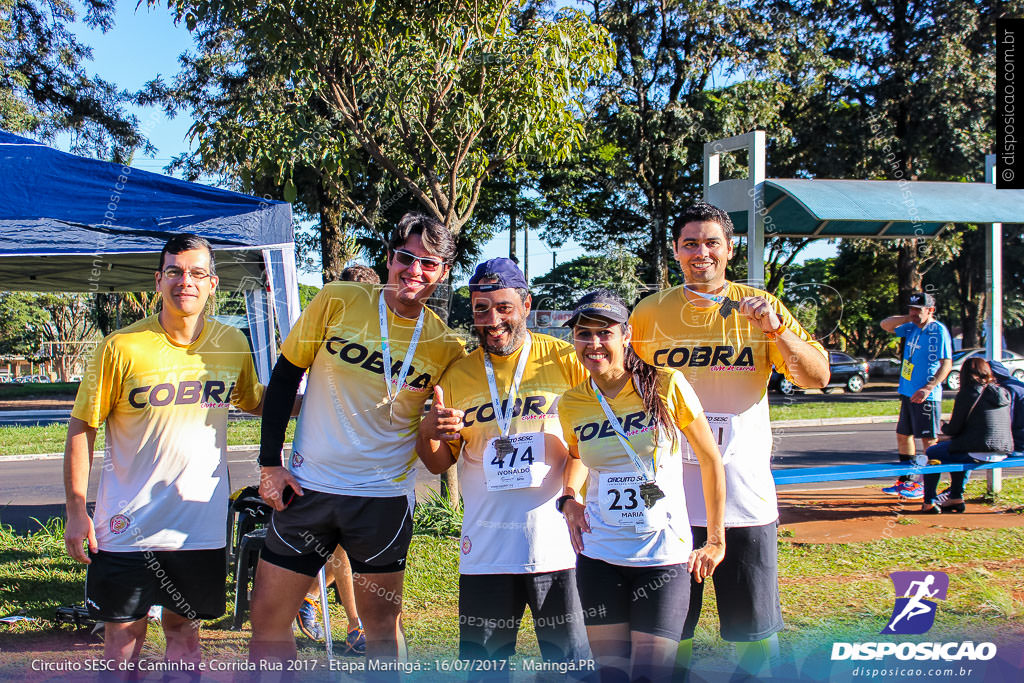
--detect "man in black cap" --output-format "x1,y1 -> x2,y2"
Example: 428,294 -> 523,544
880,292 -> 953,498
417,257 -> 591,677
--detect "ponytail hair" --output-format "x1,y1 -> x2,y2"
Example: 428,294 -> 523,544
569,287 -> 677,448
623,338 -> 678,449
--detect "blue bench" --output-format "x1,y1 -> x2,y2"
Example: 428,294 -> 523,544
773,456 -> 1024,487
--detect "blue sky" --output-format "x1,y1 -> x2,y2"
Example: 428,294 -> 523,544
72,2 -> 833,287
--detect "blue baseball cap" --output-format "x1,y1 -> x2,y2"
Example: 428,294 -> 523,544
468,258 -> 529,292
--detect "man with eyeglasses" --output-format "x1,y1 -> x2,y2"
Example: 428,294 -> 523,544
417,258 -> 591,676
250,212 -> 466,668
63,234 -> 266,675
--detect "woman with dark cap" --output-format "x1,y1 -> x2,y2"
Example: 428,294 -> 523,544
920,357 -> 1013,514
555,289 -> 725,682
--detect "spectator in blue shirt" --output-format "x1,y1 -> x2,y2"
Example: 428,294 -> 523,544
879,292 -> 953,499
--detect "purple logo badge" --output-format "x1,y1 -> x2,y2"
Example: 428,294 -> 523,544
882,571 -> 948,634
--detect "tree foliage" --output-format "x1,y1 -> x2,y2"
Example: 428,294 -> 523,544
535,0 -> 829,287
531,253 -> 643,310
774,0 -> 1019,320
149,0 -> 614,287
0,291 -> 48,355
1,0 -> 150,159
782,244 -> 900,359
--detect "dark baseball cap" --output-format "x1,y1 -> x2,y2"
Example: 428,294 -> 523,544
563,290 -> 631,328
908,292 -> 935,308
468,258 -> 529,292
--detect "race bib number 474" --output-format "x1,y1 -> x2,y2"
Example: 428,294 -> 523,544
483,432 -> 549,491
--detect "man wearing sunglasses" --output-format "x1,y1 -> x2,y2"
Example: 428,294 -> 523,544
63,234 -> 266,676
250,212 -> 466,668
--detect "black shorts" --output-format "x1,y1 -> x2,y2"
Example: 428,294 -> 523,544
459,570 -> 590,664
682,522 -> 783,642
262,488 -> 414,576
575,554 -> 690,641
85,548 -> 226,622
896,396 -> 941,440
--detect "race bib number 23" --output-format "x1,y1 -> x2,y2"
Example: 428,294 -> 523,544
597,472 -> 668,533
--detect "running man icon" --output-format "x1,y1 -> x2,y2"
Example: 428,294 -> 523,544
882,571 -> 949,635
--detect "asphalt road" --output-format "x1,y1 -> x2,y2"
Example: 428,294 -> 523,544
0,385 -> 906,426
0,408 -> 74,427
0,422 -> 914,534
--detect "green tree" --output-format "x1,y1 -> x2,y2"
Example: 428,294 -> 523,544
1,0 -> 150,158
150,0 -> 613,265
783,244 -> 899,359
0,291 -> 47,355
531,253 -> 643,310
537,0 -> 828,288
778,0 -> 1019,321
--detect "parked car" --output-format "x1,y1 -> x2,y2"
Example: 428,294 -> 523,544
946,348 -> 1024,391
13,374 -> 51,384
770,351 -> 869,395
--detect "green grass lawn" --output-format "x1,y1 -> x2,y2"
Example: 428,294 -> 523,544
0,401 -> 955,457
769,398 -> 954,422
1,482 -> 1022,674
0,418 -> 297,456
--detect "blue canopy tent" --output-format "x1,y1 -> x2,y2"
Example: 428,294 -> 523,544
0,130 -> 300,382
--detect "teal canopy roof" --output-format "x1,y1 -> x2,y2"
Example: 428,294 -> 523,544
719,179 -> 1024,238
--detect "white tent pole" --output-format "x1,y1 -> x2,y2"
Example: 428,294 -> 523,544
748,131 -> 766,288
702,131 -> 766,287
244,289 -> 276,385
984,154 -> 1003,495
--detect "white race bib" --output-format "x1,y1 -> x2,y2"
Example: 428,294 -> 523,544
684,412 -> 736,465
597,472 -> 668,533
483,432 -> 549,491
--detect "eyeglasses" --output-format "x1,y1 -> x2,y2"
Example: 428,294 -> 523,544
162,266 -> 213,281
393,249 -> 445,272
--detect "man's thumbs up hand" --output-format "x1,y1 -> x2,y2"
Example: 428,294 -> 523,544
423,384 -> 464,442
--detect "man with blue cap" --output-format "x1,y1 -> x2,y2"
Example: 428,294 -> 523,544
417,258 -> 592,677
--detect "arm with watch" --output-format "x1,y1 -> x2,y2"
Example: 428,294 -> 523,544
739,295 -> 829,390
557,448 -> 590,554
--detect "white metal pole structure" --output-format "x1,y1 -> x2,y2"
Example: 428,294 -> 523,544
703,130 -> 766,287
319,567 -> 334,659
984,154 -> 1004,494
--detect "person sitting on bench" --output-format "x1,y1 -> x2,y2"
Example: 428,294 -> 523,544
919,358 -> 1013,514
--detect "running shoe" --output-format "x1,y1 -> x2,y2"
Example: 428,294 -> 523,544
343,626 -> 367,656
881,481 -> 904,495
897,481 -> 924,499
295,596 -> 324,641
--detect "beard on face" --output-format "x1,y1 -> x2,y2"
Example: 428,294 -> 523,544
474,317 -> 528,356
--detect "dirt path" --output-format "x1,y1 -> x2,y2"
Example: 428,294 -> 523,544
779,485 -> 1024,543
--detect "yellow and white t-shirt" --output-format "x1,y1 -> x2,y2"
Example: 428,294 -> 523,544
437,332 -> 587,575
630,282 -> 826,527
72,315 -> 263,551
558,368 -> 703,567
282,282 -> 466,498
